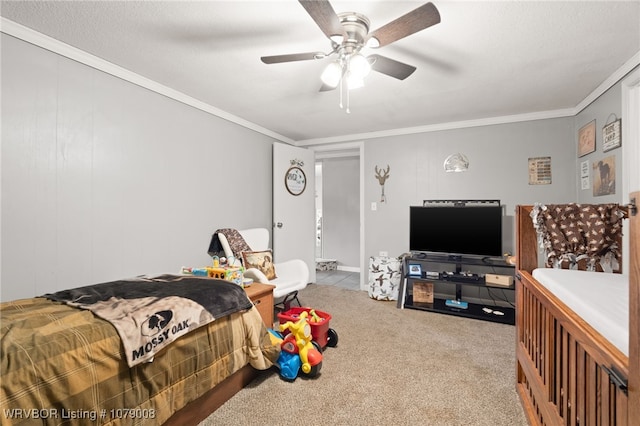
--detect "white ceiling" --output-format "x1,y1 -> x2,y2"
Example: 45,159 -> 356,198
2,1 -> 639,145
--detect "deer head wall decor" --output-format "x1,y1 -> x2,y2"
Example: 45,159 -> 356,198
375,165 -> 390,202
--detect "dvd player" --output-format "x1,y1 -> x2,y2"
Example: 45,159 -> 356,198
440,272 -> 484,283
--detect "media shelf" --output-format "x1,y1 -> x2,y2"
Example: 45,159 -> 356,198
404,296 -> 515,325
398,253 -> 516,325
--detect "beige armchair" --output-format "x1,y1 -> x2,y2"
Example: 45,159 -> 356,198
217,228 -> 309,310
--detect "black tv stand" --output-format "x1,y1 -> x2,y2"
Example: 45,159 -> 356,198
398,253 -> 515,325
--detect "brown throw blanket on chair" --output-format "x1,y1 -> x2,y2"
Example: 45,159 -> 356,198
208,228 -> 252,259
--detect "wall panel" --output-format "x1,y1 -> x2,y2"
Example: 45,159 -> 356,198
1,35 -> 275,300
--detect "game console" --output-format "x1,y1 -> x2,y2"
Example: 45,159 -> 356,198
425,271 -> 440,279
445,299 -> 468,309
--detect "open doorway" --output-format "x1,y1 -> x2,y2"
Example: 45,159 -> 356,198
315,162 -> 324,259
312,143 -> 364,290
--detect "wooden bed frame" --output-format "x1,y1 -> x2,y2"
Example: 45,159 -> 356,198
163,282 -> 277,425
164,364 -> 259,425
515,192 -> 639,425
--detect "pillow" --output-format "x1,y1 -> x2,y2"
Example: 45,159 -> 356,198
242,250 -> 277,280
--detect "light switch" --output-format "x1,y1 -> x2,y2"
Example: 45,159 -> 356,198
371,202 -> 377,211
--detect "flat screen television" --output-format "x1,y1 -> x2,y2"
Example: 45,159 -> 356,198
409,202 -> 502,258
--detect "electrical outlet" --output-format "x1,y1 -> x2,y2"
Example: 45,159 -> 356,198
379,251 -> 388,257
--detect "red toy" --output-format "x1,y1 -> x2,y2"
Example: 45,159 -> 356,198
278,311 -> 323,377
277,307 -> 338,349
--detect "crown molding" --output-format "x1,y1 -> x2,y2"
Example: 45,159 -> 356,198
311,141 -> 363,159
2,17 -> 637,148
574,50 -> 640,114
296,50 -> 640,146
0,17 -> 294,145
295,108 -> 576,146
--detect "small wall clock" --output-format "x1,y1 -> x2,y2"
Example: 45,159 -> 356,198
285,166 -> 306,196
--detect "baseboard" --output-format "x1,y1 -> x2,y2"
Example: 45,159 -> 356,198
337,266 -> 360,273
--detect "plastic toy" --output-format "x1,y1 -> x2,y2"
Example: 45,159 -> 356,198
269,311 -> 323,380
277,307 -> 338,349
267,329 -> 301,380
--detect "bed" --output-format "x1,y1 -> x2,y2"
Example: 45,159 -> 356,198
0,275 -> 279,426
515,192 -> 639,426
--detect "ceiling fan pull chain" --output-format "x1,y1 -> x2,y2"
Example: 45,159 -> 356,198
339,77 -> 344,109
346,85 -> 351,114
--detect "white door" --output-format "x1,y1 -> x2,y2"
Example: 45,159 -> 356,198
273,143 -> 316,283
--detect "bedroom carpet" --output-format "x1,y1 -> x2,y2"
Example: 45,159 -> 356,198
200,283 -> 528,426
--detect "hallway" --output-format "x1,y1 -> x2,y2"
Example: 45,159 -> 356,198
315,270 -> 360,291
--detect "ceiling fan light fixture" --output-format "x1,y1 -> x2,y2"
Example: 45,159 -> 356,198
366,37 -> 380,48
349,53 -> 371,79
321,61 -> 342,88
346,72 -> 365,90
261,1 -> 442,113
329,34 -> 344,44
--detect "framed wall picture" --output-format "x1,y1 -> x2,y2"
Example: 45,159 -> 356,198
602,118 -> 622,152
528,157 -> 552,185
592,155 -> 615,196
580,160 -> 589,178
580,160 -> 590,190
581,177 -> 590,190
578,120 -> 596,157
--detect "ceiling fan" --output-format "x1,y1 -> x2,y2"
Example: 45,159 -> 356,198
260,1 -> 441,111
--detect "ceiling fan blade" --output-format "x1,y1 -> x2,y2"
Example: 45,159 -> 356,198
261,52 -> 324,64
368,54 -> 416,80
368,2 -> 441,48
319,83 -> 337,92
298,0 -> 345,40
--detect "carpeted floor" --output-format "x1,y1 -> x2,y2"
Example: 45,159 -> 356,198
200,283 -> 528,425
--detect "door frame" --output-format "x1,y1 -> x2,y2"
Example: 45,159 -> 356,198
621,66 -> 640,276
620,65 -> 640,425
311,142 -> 365,290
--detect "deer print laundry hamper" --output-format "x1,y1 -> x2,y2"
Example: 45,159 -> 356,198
368,256 -> 401,300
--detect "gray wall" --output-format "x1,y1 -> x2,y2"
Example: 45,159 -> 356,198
1,35 -> 276,301
363,118 -> 576,265
321,156 -> 360,268
361,67 -> 636,276
2,32 -> 635,300
575,79 -> 624,204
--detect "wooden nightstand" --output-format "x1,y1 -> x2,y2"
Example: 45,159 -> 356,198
244,282 -> 275,326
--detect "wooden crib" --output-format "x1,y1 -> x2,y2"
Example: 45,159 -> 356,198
514,192 -> 639,425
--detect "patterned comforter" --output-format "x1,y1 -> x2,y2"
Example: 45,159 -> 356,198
0,281 -> 279,425
44,274 -> 255,367
530,203 -> 625,271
